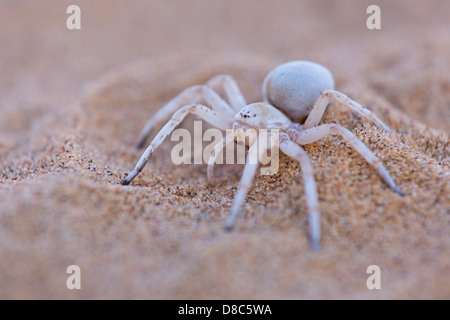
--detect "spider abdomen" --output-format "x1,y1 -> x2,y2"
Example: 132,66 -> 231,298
263,60 -> 335,123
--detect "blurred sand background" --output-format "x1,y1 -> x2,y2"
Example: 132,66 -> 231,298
0,0 -> 449,299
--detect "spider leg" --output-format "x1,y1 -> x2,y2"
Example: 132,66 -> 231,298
121,104 -> 229,185
207,132 -> 235,185
206,75 -> 247,112
135,84 -> 236,149
303,90 -> 391,132
224,134 -> 270,231
280,138 -> 321,250
294,124 -> 404,195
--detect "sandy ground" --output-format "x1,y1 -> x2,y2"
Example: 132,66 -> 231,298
0,0 -> 449,299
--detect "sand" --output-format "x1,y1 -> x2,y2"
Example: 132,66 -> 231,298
0,0 -> 449,299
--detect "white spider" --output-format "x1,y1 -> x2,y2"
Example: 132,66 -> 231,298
120,60 -> 403,250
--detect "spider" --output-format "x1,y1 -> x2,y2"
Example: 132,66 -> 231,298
120,60 -> 403,250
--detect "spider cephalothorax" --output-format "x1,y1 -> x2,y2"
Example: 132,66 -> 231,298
120,60 -> 403,250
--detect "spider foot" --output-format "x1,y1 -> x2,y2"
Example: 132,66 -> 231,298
311,240 -> 321,251
120,179 -> 130,185
134,139 -> 146,150
392,186 -> 405,196
207,177 -> 216,186
224,217 -> 236,232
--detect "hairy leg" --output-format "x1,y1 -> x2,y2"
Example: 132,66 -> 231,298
303,90 -> 391,132
224,134 -> 272,230
135,84 -> 236,148
206,74 -> 247,112
280,138 -> 321,250
207,132 -> 235,185
121,104 -> 229,185
295,124 -> 403,195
